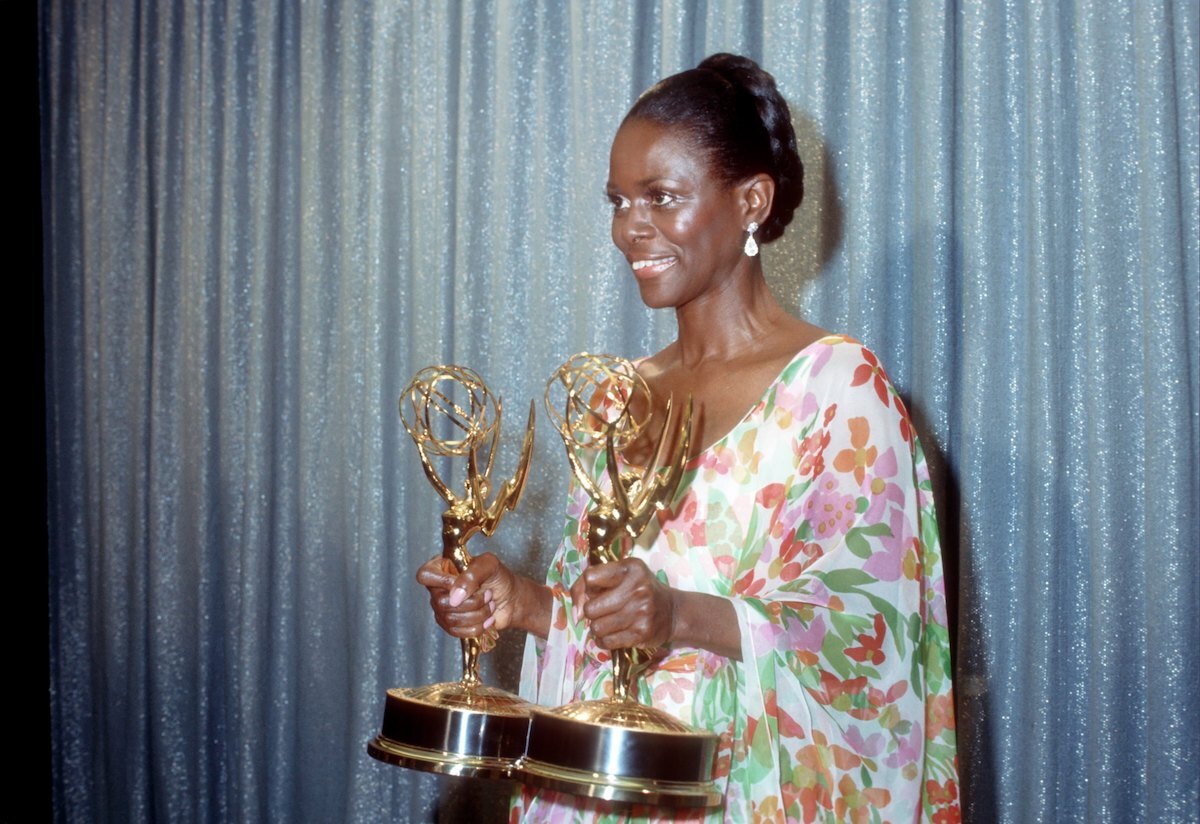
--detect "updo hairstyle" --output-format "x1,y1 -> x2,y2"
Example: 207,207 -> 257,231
624,53 -> 803,244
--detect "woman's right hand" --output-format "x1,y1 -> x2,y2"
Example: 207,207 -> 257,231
415,552 -> 535,639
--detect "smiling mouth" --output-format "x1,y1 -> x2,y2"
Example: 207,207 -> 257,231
630,257 -> 677,276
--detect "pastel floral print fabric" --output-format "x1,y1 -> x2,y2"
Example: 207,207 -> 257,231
514,336 -> 960,823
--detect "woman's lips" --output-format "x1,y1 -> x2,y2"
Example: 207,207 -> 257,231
630,256 -> 678,277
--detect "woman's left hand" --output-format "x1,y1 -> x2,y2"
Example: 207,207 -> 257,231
570,558 -> 676,650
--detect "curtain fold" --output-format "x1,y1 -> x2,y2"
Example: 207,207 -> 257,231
44,1 -> 1198,821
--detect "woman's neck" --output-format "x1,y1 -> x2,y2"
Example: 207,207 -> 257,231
672,261 -> 790,367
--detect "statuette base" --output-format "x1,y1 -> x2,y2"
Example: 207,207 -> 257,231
367,682 -> 533,780
517,701 -> 721,807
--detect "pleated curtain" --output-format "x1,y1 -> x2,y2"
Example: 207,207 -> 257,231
43,1 -> 1198,821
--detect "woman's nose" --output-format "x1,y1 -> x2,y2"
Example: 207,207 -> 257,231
620,204 -> 654,244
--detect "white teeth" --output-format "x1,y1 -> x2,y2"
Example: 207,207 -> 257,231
632,257 -> 674,271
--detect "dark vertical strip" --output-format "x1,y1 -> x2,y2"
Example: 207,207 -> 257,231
743,0 -> 763,62
631,0 -> 659,100
688,0 -> 706,64
30,0 -> 51,820
442,0 -> 464,366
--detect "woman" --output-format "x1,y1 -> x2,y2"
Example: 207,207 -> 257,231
419,54 -> 960,823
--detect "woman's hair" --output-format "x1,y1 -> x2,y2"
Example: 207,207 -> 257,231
624,53 -> 803,244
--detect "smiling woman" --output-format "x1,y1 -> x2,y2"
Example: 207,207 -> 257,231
418,54 -> 960,823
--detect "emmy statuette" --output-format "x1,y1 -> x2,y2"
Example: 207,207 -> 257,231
368,365 -> 536,779
517,354 -> 721,807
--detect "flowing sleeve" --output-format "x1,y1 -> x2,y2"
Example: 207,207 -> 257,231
708,339 -> 960,822
518,472 -> 591,709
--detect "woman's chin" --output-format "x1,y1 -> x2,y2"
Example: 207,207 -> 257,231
634,280 -> 678,310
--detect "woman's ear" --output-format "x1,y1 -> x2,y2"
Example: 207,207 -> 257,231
738,173 -> 775,228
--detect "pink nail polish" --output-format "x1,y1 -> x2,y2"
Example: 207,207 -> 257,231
483,615 -> 496,629
448,587 -> 467,607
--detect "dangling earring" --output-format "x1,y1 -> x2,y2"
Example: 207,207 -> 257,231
743,221 -> 760,257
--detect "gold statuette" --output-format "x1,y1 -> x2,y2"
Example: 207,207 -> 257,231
367,365 -> 536,780
517,353 -> 721,808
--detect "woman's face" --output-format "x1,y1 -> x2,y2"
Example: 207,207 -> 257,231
607,118 -> 749,310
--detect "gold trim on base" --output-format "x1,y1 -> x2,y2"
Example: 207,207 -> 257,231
517,757 -> 722,808
367,735 -> 516,780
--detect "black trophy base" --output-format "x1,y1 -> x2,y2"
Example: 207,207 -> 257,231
367,681 -> 532,780
517,701 -> 721,807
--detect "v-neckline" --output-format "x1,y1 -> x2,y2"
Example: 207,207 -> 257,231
619,334 -> 846,471
683,334 -> 844,465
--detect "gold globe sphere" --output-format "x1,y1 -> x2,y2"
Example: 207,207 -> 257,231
544,353 -> 650,451
401,365 -> 499,458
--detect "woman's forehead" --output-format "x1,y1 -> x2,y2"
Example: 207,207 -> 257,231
608,119 -> 712,187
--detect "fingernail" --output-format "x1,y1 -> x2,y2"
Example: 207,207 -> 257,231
483,615 -> 496,629
448,587 -> 467,607
484,589 -> 493,604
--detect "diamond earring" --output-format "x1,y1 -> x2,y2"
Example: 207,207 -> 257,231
743,221 -> 760,257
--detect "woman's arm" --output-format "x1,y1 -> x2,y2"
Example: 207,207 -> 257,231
570,558 -> 742,660
416,552 -> 554,640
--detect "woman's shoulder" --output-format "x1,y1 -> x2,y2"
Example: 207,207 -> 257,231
778,334 -> 911,425
791,335 -> 917,449
778,332 -> 881,385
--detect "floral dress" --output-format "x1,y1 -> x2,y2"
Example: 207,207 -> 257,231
513,336 -> 960,823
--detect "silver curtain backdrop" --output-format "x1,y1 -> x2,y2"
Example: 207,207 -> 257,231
43,1 -> 1198,822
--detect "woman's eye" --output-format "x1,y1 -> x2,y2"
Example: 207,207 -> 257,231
650,192 -> 676,207
609,195 -> 630,213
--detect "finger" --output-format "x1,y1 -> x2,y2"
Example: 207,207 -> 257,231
591,627 -> 644,650
415,555 -> 457,590
588,604 -> 654,649
416,566 -> 457,590
586,588 -> 653,635
587,610 -> 632,642
432,597 -> 493,635
448,552 -> 505,606
583,557 -> 656,598
446,560 -> 490,606
569,575 -> 589,619
581,562 -> 629,593
440,607 -> 492,632
433,589 -> 490,616
582,573 -> 645,621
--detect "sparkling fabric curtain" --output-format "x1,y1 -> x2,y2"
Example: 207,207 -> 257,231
44,1 -> 1198,822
